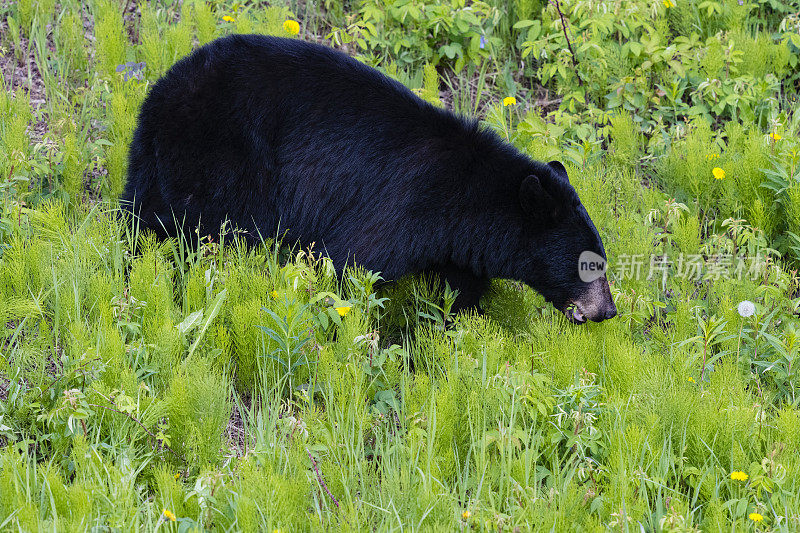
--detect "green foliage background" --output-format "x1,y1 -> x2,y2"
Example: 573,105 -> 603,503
1,0 -> 800,530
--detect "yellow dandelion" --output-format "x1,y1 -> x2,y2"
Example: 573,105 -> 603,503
730,471 -> 749,481
462,510 -> 472,520
687,376 -> 695,383
222,15 -> 235,22
283,20 -> 300,35
270,290 -> 278,298
335,306 -> 351,317
749,512 -> 764,522
662,0 -> 675,7
174,472 -> 181,480
503,96 -> 517,107
769,133 -> 782,141
162,509 -> 177,522
712,167 -> 725,180
705,153 -> 719,160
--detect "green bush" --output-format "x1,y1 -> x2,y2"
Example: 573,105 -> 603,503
92,0 -> 127,78
167,358 -> 232,469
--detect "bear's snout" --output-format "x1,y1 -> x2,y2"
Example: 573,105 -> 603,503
567,276 -> 617,323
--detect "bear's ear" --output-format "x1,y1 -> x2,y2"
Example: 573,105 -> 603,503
520,175 -> 560,219
547,160 -> 569,183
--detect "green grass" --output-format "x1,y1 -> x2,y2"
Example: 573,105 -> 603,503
1,0 -> 800,530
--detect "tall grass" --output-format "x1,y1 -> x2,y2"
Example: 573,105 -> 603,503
1,0 -> 799,530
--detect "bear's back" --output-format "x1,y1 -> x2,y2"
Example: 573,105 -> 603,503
149,34 -> 430,126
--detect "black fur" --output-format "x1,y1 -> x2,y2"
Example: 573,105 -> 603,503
121,34 -> 607,313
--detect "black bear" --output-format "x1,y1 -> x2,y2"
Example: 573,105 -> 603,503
121,34 -> 616,322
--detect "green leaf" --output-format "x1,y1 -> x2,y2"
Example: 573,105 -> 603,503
667,60 -> 685,77
176,309 -> 204,335
186,289 -> 227,362
316,310 -> 329,330
736,498 -> 748,517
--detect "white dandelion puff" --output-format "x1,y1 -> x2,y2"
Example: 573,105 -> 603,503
737,300 -> 755,318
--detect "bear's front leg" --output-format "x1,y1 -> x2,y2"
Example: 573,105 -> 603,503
432,265 -> 490,315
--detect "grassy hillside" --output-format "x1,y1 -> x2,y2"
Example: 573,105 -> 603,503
1,0 -> 800,530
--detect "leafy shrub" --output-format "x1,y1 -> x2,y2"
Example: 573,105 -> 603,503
56,9 -> 89,84
105,80 -> 147,198
328,0 -> 502,71
92,0 -> 127,78
167,358 -> 232,469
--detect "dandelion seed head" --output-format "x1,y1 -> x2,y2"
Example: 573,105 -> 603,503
737,300 -> 755,318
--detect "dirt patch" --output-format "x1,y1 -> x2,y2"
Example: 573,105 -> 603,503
0,372 -> 9,403
0,19 -> 56,148
225,394 -> 247,457
0,25 -> 48,111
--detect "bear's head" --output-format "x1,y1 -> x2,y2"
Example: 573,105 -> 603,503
518,161 -> 617,323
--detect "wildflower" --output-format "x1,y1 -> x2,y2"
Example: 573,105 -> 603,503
687,376 -> 695,383
503,96 -> 517,107
222,15 -> 235,22
162,509 -> 177,522
174,472 -> 181,480
479,35 -> 486,49
712,167 -> 725,180
705,153 -> 719,160
737,300 -> 755,318
283,20 -> 300,35
769,133 -> 781,141
749,512 -> 763,522
462,510 -> 472,520
335,306 -> 351,317
662,0 -> 675,7
270,290 -> 278,299
730,471 -> 749,482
